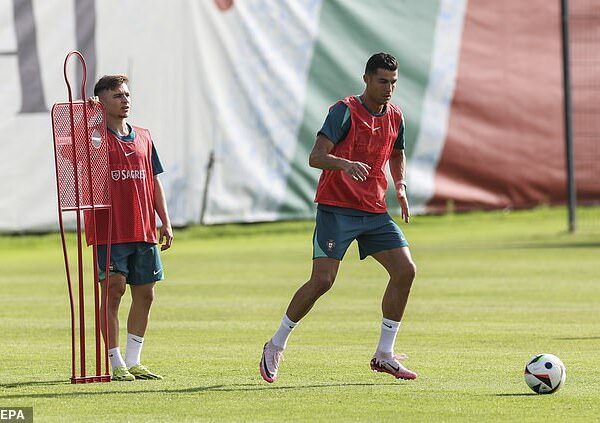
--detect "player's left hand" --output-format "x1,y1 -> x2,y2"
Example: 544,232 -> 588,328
395,182 -> 410,223
159,224 -> 173,250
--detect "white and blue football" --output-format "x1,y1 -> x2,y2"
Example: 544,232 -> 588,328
524,353 -> 566,394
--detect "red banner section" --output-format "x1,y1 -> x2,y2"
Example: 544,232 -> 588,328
428,0 -> 596,212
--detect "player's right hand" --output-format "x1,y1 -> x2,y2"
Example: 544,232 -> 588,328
344,161 -> 371,181
86,96 -> 100,106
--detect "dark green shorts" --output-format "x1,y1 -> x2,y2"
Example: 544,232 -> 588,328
97,242 -> 163,285
313,208 -> 409,261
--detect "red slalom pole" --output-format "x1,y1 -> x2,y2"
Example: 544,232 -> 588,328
51,51 -> 112,384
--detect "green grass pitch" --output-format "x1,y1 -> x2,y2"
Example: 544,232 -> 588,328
1,207 -> 599,422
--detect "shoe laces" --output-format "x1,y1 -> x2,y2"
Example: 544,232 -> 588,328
393,353 -> 408,362
374,352 -> 408,366
266,344 -> 284,366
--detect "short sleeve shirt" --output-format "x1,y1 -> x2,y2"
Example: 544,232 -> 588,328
108,123 -> 164,176
317,97 -> 405,149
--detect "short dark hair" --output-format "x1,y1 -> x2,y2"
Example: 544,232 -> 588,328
365,52 -> 398,75
94,74 -> 129,96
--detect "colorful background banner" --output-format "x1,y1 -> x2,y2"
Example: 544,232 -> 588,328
0,0 -> 597,231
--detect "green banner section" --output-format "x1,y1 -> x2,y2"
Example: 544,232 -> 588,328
279,0 -> 441,219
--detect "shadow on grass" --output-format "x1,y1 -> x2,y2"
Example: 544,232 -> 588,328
494,393 -> 537,397
420,240 -> 600,252
0,382 -> 400,400
499,241 -> 600,250
555,336 -> 600,341
462,240 -> 600,251
0,380 -> 69,389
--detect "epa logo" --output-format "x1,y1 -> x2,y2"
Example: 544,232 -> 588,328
0,408 -> 32,422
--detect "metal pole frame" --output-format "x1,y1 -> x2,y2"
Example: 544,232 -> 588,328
52,51 -> 112,383
561,0 -> 576,232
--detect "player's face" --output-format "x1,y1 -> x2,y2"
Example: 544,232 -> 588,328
364,68 -> 398,106
99,83 -> 131,120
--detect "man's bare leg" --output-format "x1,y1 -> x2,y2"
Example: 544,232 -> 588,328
370,247 -> 417,380
261,258 -> 340,383
99,274 -> 134,380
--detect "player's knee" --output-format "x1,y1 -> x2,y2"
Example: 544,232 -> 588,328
404,261 -> 417,282
133,287 -> 155,306
310,274 -> 336,296
107,285 -> 126,304
142,290 -> 155,305
392,260 -> 416,288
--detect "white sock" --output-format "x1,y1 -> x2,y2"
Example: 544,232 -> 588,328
376,318 -> 400,356
271,314 -> 298,349
108,347 -> 126,370
124,333 -> 144,368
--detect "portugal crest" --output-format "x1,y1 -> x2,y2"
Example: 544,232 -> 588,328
326,239 -> 336,252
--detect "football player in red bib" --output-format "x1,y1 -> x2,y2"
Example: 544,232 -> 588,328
261,53 -> 417,383
87,75 -> 173,381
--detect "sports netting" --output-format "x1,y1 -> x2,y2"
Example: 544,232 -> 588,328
569,0 -> 600,231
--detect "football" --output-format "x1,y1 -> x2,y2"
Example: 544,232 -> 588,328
524,353 -> 566,394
